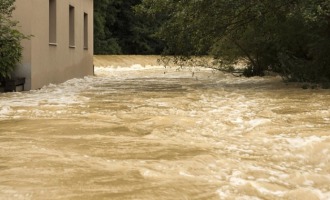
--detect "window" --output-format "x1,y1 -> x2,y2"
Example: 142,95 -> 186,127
69,5 -> 75,47
49,0 -> 56,44
84,13 -> 88,49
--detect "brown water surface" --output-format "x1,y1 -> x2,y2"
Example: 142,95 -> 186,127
0,57 -> 330,199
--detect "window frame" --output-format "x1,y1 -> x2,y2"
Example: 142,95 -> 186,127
49,0 -> 57,45
83,12 -> 88,50
69,5 -> 75,48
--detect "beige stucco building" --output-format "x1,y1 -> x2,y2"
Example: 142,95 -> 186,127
13,0 -> 94,90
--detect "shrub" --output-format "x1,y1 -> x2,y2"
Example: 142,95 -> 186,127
0,0 -> 27,80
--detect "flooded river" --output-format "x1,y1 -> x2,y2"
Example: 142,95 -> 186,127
0,58 -> 330,200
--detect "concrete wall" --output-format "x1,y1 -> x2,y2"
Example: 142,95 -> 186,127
14,0 -> 94,90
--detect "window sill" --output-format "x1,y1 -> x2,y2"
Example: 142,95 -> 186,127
84,47 -> 88,50
69,45 -> 76,49
49,43 -> 58,46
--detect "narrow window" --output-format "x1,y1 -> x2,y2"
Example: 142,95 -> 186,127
49,0 -> 56,44
83,13 -> 88,49
69,5 -> 75,47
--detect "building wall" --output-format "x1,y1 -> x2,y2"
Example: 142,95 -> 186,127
14,0 -> 94,90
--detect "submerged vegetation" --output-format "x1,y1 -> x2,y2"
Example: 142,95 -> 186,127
95,0 -> 330,86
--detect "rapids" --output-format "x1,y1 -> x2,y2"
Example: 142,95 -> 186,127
0,57 -> 330,200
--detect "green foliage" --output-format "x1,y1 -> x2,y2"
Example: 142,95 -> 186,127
0,0 -> 27,79
94,0 -> 164,55
276,0 -> 330,83
138,0 -> 330,84
94,0 -> 122,54
0,0 -> 15,16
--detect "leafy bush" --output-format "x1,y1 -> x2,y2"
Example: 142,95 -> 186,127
0,0 -> 28,80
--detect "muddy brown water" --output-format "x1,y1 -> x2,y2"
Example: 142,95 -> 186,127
0,56 -> 330,200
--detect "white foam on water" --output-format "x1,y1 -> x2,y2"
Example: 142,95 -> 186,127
312,189 -> 330,200
216,189 -> 230,199
248,118 -> 271,127
286,136 -> 326,148
229,177 -> 247,186
0,76 -> 95,118
94,64 -> 165,73
237,196 -> 262,200
0,106 -> 13,116
250,182 -> 286,197
1,63 -> 330,199
179,171 -> 196,178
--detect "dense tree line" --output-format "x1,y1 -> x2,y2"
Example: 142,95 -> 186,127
94,0 -> 163,55
95,0 -> 329,84
136,0 -> 330,85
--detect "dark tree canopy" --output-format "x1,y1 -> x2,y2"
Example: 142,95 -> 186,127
136,0 -> 330,84
94,0 -> 164,55
94,0 -> 330,84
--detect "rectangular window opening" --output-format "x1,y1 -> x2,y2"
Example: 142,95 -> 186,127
69,5 -> 75,47
49,0 -> 57,44
84,13 -> 88,49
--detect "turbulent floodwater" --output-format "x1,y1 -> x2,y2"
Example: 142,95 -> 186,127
0,63 -> 330,200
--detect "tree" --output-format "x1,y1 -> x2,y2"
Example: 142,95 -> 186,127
137,0 -> 330,84
110,0 -> 164,54
0,0 -> 27,80
94,0 -> 121,54
94,0 -> 164,55
275,0 -> 330,82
